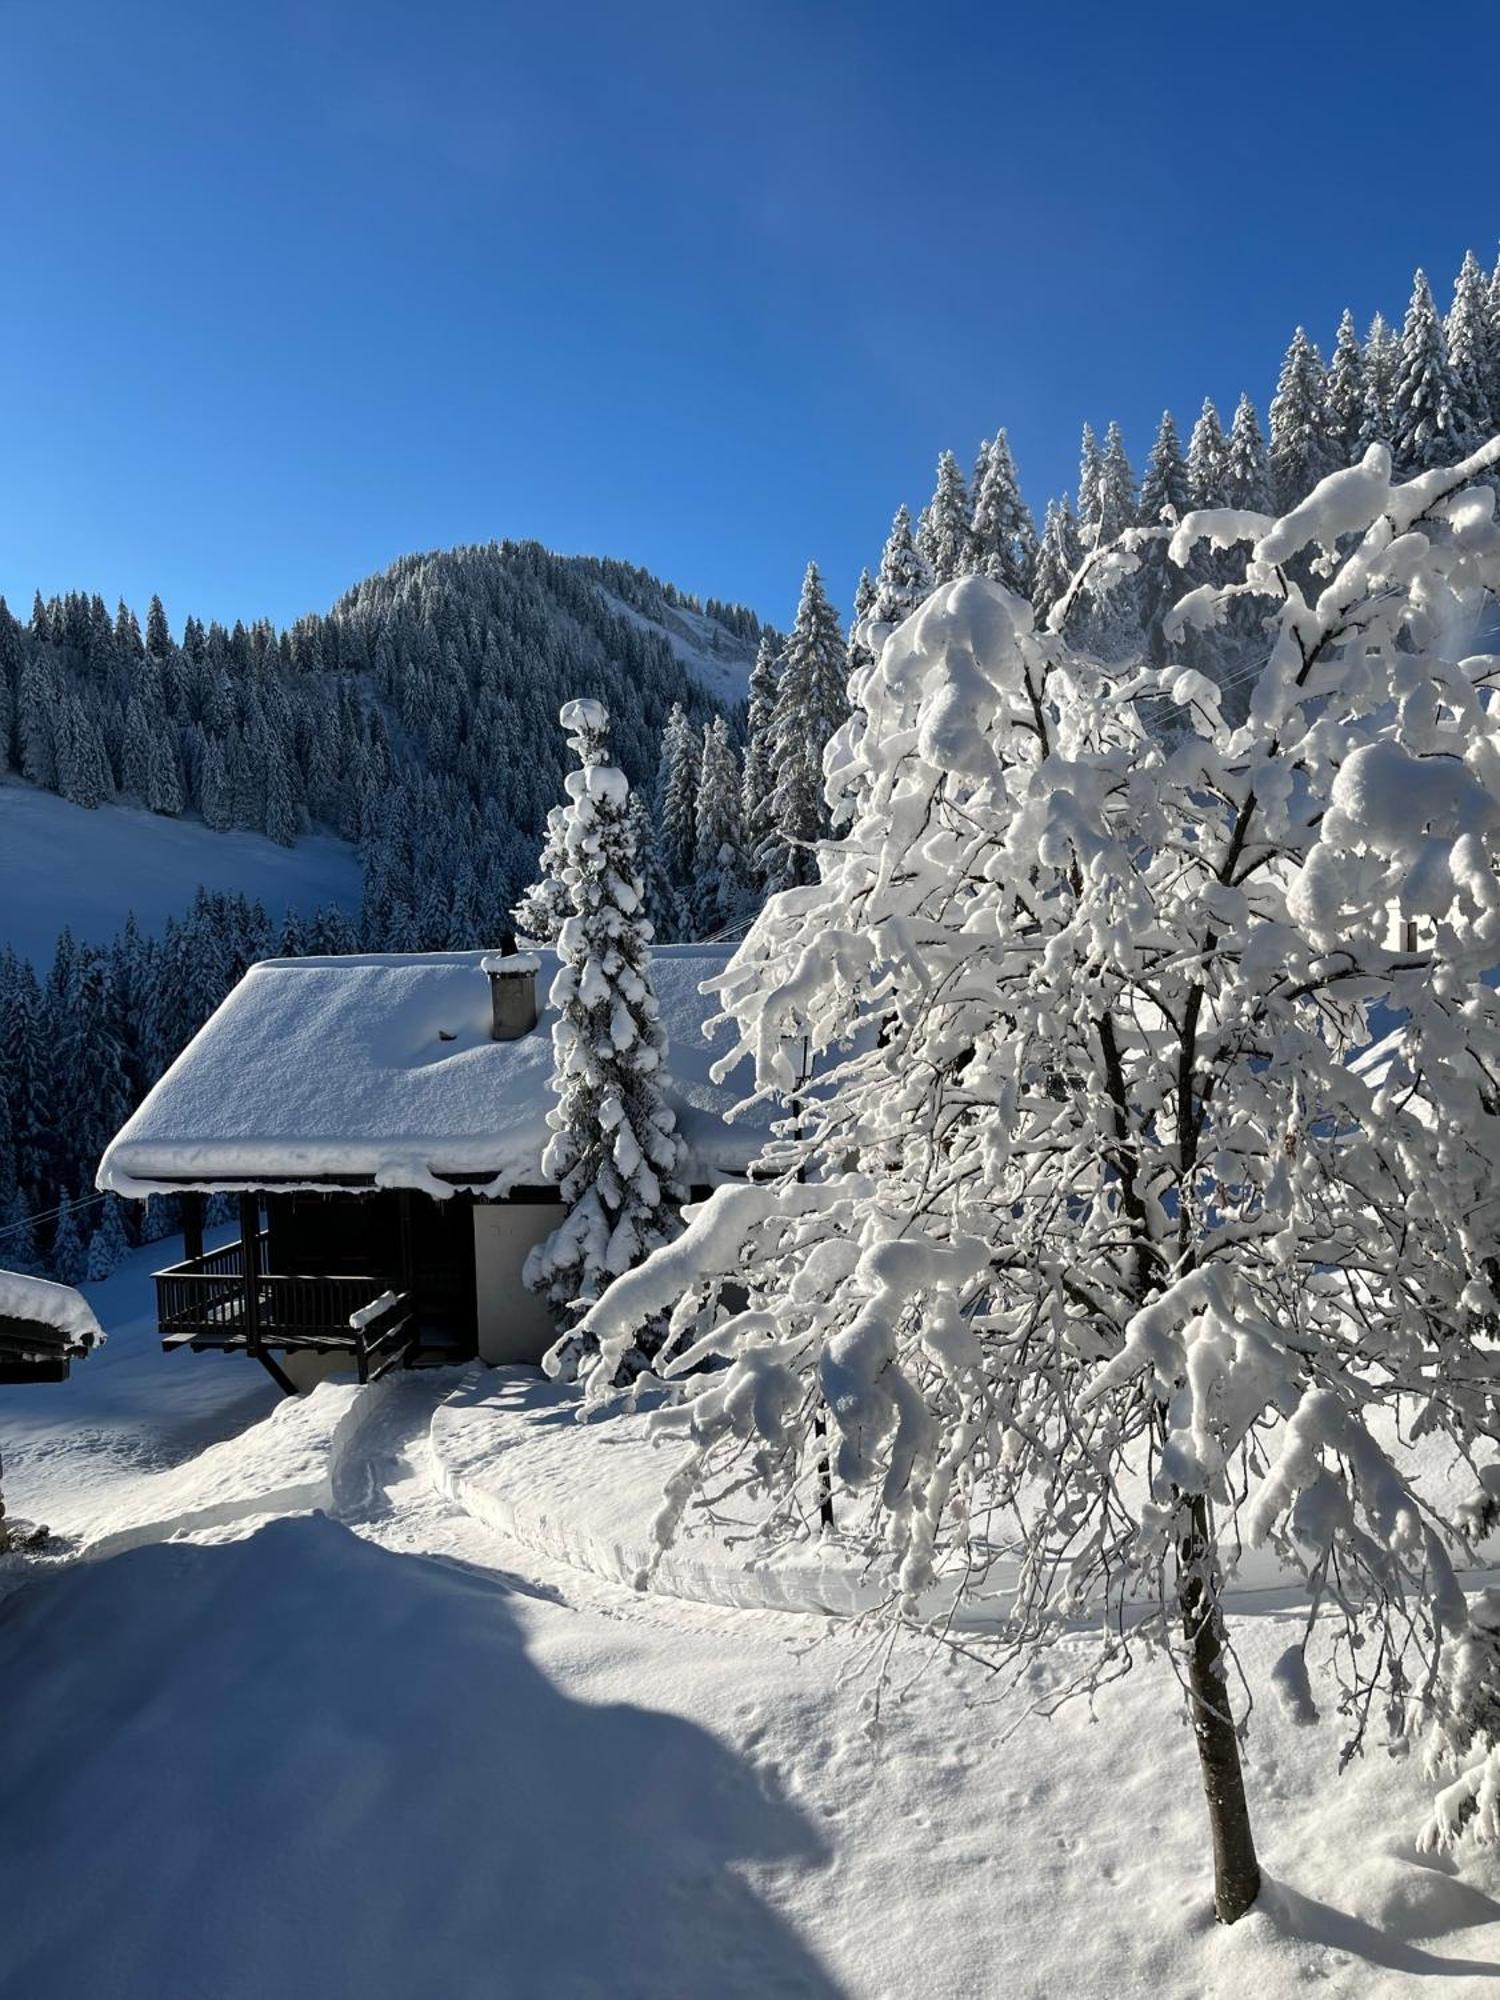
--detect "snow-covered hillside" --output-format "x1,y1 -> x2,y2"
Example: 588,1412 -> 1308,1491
0,782 -> 361,964
599,587 -> 759,701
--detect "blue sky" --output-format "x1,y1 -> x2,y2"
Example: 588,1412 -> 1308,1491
3,0 -> 1498,636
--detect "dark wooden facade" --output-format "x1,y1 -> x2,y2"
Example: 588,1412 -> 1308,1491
153,1184 -> 559,1390
0,1314 -> 83,1385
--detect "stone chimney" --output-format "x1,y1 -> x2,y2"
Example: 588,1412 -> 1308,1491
481,931 -> 540,1041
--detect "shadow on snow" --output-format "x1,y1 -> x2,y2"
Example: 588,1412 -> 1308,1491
0,1514 -> 842,1999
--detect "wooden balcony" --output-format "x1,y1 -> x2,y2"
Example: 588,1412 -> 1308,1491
155,1232 -> 417,1387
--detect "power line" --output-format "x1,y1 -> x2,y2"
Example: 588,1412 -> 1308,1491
0,1189 -> 110,1243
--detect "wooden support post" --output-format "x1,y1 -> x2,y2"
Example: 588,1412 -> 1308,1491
182,1191 -> 205,1265
398,1191 -> 415,1295
239,1193 -> 262,1356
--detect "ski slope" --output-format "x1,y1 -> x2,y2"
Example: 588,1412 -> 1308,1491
0,781 -> 362,964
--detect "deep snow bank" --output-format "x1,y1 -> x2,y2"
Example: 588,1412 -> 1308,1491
429,1370 -> 1500,1628
430,1369 -> 892,1617
72,1376 -> 389,1557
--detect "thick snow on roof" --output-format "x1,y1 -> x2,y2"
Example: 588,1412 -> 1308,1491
99,945 -> 766,1199
0,1270 -> 104,1352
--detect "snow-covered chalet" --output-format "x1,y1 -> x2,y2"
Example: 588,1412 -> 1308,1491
97,943 -> 759,1392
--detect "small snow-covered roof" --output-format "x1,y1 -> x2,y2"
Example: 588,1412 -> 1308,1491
0,1270 -> 104,1354
99,945 -> 765,1199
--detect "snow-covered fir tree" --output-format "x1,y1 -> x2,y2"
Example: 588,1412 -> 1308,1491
691,715 -> 747,935
0,1193 -> 43,1278
1222,392 -> 1271,509
1326,308 -> 1367,462
969,430 -> 1036,592
1137,410 -> 1191,654
577,432 -> 1500,1924
1138,409 -> 1190,525
1076,422 -> 1104,537
85,1194 -> 130,1282
655,702 -> 700,892
1268,325 -> 1333,511
741,635 -> 781,889
1184,396 -> 1232,504
526,699 -> 685,1378
871,504 -> 931,625
765,562 -> 848,891
512,805 -> 572,944
1096,420 -> 1137,539
916,451 -> 976,585
843,569 -> 877,691
1390,268 -> 1468,474
627,792 -> 681,943
1075,421 -> 1139,658
1361,310 -> 1400,448
1446,248 -> 1497,441
49,1197 -> 87,1287
1030,497 -> 1080,623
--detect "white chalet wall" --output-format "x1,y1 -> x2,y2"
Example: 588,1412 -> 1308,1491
474,1205 -> 558,1365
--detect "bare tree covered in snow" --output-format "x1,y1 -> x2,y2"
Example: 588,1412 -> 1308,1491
526,699 -> 685,1378
577,435 -> 1500,1923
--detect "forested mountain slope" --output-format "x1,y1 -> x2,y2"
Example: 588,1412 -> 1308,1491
0,540 -> 757,955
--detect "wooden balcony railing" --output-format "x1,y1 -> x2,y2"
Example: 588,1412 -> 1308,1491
154,1234 -> 416,1384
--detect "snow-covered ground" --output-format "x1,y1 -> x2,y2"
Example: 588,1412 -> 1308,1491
3,1250 -> 1500,1996
0,780 -> 361,963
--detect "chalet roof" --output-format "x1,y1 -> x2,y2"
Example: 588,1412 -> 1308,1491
98,945 -> 768,1199
0,1270 -> 104,1356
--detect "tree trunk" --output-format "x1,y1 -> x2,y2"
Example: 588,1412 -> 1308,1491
813,1409 -> 835,1531
1178,1494 -> 1261,1924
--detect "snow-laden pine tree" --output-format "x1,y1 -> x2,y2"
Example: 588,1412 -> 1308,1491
656,703 -> 700,891
1137,411 -> 1191,656
1186,398 -> 1229,507
86,1194 -> 130,1282
1361,311 -> 1400,449
765,562 -> 848,892
871,505 -> 932,624
741,635 -> 781,890
692,715 -> 747,935
970,430 -> 1037,593
145,595 -> 171,658
1222,392 -> 1271,508
1446,248 -> 1496,442
1391,268 -> 1469,474
916,452 -> 976,585
1030,497 -> 1080,624
1326,308 -> 1367,462
525,699 -> 685,1378
1096,419 -> 1137,539
576,432 -> 1500,1925
1139,410 -> 1190,525
49,1197 -> 87,1285
1076,420 -> 1140,658
0,1193 -> 43,1278
512,804 -> 572,944
627,792 -> 681,943
1268,326 -> 1333,510
1076,422 -> 1104,532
